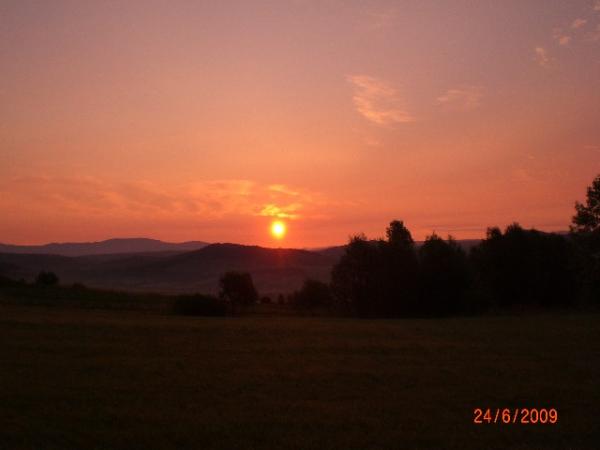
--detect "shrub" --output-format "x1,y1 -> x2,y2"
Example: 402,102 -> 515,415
291,279 -> 332,310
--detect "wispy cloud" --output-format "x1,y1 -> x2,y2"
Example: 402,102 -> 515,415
548,9 -> 600,50
346,75 -> 413,126
534,46 -> 551,67
258,203 -> 302,219
436,86 -> 484,111
552,28 -> 571,46
0,176 -> 337,223
558,35 -> 571,45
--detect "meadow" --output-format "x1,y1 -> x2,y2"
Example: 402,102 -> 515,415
1,304 -> 599,450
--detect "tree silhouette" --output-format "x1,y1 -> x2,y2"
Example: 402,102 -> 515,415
331,221 -> 419,317
418,234 -> 469,315
571,174 -> 600,233
218,271 -> 258,309
386,220 -> 414,248
331,234 -> 378,316
570,173 -> 600,303
470,223 -> 573,308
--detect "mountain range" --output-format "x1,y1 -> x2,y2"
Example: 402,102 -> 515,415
0,238 -> 208,257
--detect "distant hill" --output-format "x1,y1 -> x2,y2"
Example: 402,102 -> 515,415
0,243 -> 335,296
0,238 -> 208,257
0,239 -> 486,296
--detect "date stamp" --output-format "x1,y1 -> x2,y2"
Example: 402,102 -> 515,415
473,408 -> 558,425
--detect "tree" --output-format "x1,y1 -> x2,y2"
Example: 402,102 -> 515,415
418,234 -> 469,315
331,221 -> 419,318
570,174 -> 600,303
331,233 -> 380,317
386,220 -> 414,248
218,271 -> 258,309
35,271 -> 59,286
470,224 -> 573,308
571,174 -> 600,233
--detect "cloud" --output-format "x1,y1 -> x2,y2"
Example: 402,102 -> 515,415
0,176 -> 337,223
268,184 -> 299,197
571,18 -> 587,29
258,203 -> 302,219
346,74 -> 414,126
595,1 -> 600,11
533,47 -> 551,67
436,86 -> 484,111
558,35 -> 571,45
552,28 -> 571,45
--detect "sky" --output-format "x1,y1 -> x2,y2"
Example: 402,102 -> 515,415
1,0 -> 599,248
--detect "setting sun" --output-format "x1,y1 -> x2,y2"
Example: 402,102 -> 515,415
270,221 -> 286,240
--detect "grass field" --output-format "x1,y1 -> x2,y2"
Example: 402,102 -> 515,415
1,305 -> 599,450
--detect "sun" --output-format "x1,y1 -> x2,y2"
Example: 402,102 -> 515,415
270,220 -> 286,240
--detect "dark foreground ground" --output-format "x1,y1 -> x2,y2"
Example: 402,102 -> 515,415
1,306 -> 599,450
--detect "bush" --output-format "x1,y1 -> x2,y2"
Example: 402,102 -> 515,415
291,279 -> 332,310
172,294 -> 228,316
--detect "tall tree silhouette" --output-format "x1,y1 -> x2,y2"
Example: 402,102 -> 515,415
219,271 -> 258,310
570,174 -> 600,303
571,174 -> 600,233
331,221 -> 418,317
470,223 -> 573,307
418,234 -> 469,315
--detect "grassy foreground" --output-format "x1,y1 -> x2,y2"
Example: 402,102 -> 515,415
1,306 -> 599,450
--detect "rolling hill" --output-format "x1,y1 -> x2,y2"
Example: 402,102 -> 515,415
0,238 -> 485,296
0,238 -> 208,257
0,243 -> 336,296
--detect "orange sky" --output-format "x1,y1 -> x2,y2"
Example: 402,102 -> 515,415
1,1 -> 599,247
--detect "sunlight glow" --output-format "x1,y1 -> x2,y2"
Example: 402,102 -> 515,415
270,221 -> 286,240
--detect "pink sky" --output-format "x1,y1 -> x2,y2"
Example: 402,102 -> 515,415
1,1 -> 599,247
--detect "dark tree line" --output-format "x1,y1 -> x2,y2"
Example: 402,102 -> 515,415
330,221 -> 471,317
322,174 -> 600,317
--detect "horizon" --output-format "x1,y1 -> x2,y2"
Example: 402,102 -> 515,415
2,1 -> 599,247
0,229 -> 556,251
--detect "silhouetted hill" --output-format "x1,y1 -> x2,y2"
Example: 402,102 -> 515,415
0,239 -> 488,296
0,238 -> 208,257
0,243 -> 335,295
